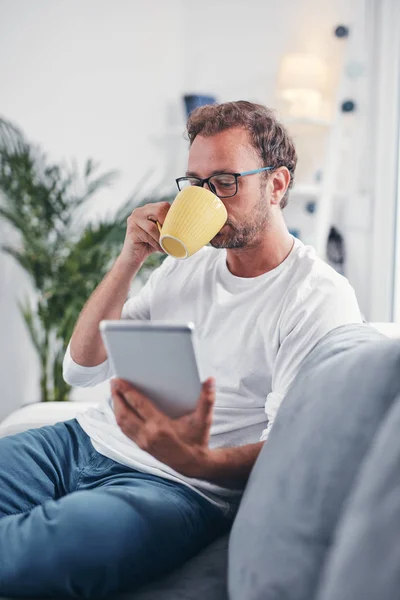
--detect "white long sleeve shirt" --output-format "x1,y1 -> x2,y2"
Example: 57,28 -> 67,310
63,237 -> 362,514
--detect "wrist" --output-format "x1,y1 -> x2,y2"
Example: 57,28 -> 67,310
183,446 -> 212,479
115,251 -> 144,276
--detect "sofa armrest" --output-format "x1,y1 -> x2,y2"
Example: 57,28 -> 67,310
370,322 -> 400,338
0,401 -> 97,438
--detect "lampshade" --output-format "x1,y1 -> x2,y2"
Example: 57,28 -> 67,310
278,53 -> 329,120
278,53 -> 328,90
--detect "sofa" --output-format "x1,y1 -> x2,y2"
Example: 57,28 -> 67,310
1,322 -> 400,600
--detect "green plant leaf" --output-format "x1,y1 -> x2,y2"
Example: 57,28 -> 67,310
0,116 -> 168,401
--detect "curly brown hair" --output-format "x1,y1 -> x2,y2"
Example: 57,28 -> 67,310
186,100 -> 297,209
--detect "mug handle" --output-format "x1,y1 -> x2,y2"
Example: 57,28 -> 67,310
147,216 -> 162,233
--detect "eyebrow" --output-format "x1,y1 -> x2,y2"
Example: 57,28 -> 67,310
185,169 -> 234,177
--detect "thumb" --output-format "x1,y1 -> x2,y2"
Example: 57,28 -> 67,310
197,377 -> 216,421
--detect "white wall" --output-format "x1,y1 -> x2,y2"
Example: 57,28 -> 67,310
0,0 -> 353,420
0,0 -> 187,420
0,0 -> 186,211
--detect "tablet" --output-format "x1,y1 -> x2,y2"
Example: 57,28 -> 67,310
99,320 -> 205,418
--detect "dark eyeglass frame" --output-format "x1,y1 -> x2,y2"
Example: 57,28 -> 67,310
175,166 -> 274,199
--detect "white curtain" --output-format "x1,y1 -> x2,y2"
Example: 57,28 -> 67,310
395,136 -> 400,322
366,0 -> 400,321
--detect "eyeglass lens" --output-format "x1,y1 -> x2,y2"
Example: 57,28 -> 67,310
179,174 -> 237,197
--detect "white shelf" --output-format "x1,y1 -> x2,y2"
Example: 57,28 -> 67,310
291,183 -> 320,197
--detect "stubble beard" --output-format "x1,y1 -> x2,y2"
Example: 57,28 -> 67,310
210,192 -> 270,250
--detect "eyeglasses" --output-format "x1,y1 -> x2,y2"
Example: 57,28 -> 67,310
176,166 -> 274,199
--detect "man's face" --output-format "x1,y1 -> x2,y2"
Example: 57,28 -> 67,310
187,127 -> 271,249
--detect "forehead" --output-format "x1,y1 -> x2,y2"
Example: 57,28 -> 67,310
187,127 -> 259,174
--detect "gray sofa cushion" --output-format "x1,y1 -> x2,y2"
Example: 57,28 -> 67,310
316,392 -> 400,600
229,324 -> 400,600
118,534 -> 229,600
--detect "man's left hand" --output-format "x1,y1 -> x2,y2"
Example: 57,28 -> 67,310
110,377 -> 216,475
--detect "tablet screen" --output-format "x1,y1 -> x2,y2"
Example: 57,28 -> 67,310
100,321 -> 204,418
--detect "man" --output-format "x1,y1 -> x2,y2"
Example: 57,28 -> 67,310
0,101 -> 362,598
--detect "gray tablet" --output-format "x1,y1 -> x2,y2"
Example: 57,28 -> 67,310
99,320 -> 205,418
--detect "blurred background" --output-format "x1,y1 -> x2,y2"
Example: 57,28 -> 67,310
1,0 -> 399,421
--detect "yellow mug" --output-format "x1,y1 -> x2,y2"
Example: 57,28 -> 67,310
157,186 -> 228,259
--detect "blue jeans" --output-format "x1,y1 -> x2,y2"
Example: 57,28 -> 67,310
0,418 -> 232,598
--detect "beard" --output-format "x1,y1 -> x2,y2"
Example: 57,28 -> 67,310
210,192 -> 271,249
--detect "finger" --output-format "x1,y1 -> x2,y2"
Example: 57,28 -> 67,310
139,216 -> 163,243
111,378 -> 163,421
146,216 -> 162,231
135,224 -> 162,251
196,377 -> 216,422
135,222 -> 163,253
112,389 -> 143,438
144,201 -> 170,223
146,217 -> 166,252
144,217 -> 167,250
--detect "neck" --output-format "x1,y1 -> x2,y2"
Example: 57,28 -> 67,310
225,213 -> 294,278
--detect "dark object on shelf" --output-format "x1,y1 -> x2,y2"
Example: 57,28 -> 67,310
341,100 -> 356,113
184,94 -> 216,117
327,226 -> 346,274
335,25 -> 349,38
306,201 -> 317,214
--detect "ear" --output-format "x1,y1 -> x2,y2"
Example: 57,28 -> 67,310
268,167 -> 291,206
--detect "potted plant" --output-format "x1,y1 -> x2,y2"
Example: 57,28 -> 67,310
0,117 -> 169,402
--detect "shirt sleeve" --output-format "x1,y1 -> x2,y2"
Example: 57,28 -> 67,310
259,275 -> 362,442
63,256 -> 173,388
62,341 -> 114,387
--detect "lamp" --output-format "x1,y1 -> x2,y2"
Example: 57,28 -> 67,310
277,53 -> 329,120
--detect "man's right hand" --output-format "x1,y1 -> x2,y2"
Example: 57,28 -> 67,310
119,201 -> 171,267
